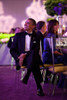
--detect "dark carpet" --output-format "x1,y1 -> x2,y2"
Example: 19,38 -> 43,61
0,66 -> 67,100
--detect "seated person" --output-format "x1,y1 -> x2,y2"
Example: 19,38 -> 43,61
43,19 -> 67,65
42,19 -> 67,88
10,18 -> 44,96
9,28 -> 15,34
7,27 -> 21,48
36,21 -> 47,62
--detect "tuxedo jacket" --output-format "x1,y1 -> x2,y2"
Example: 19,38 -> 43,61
10,31 -> 41,68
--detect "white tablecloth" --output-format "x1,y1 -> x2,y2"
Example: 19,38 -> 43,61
0,44 -> 15,65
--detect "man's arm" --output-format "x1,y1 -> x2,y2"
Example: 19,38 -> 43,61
18,53 -> 27,66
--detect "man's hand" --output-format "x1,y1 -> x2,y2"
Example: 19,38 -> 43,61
18,53 -> 27,66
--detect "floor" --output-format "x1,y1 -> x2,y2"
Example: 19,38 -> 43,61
0,65 -> 67,100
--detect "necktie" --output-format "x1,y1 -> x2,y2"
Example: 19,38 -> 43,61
28,33 -> 32,37
25,32 -> 32,37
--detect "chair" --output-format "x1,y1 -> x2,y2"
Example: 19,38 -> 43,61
62,71 -> 67,92
14,65 -> 27,90
43,37 -> 67,95
21,66 -> 27,80
11,57 -> 14,69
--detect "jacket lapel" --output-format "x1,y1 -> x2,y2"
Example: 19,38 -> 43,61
20,32 -> 26,52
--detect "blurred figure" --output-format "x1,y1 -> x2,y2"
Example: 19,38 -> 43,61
9,28 -> 15,34
8,27 -> 21,48
7,28 -> 15,69
36,21 -> 47,60
20,27 -> 24,32
42,19 -> 64,64
15,27 -> 21,34
36,21 -> 50,83
42,19 -> 67,88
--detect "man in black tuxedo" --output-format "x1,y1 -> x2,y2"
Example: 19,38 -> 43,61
10,18 -> 44,96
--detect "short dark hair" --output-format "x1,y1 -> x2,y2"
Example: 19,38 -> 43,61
28,18 -> 36,26
36,21 -> 45,31
48,19 -> 59,33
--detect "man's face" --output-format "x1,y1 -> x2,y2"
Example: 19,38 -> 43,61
24,19 -> 34,32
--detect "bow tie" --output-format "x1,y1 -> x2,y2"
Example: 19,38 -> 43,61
25,32 -> 32,37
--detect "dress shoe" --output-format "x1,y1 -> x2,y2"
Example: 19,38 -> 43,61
37,89 -> 45,96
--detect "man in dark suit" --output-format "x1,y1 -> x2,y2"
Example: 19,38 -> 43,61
10,18 -> 44,96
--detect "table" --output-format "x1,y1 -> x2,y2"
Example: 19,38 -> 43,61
0,44 -> 15,65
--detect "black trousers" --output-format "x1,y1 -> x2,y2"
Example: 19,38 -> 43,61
16,52 -> 43,90
22,53 -> 43,90
23,65 -> 43,90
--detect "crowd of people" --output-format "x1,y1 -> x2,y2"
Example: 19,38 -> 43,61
7,18 -> 67,96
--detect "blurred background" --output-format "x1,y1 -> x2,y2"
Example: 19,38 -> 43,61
0,0 -> 66,33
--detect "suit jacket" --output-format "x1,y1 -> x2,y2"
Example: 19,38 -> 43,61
36,31 -> 44,52
36,31 -> 44,66
10,31 -> 40,68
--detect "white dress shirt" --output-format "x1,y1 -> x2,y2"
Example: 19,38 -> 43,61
25,34 -> 31,51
